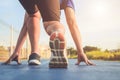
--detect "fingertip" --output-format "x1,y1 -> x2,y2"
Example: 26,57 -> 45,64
17,62 -> 22,65
92,63 -> 96,66
75,63 -> 79,65
75,61 -> 80,65
86,63 -> 89,66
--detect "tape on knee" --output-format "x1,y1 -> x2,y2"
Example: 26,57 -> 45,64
46,26 -> 64,36
50,30 -> 64,37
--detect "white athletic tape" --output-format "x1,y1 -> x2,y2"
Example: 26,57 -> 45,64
29,60 -> 41,65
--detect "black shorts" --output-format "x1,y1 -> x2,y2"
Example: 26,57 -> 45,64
19,0 -> 60,22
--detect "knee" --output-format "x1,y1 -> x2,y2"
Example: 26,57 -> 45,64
44,22 -> 65,35
28,11 -> 40,19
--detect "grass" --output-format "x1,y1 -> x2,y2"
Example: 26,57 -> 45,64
86,51 -> 120,61
68,51 -> 120,61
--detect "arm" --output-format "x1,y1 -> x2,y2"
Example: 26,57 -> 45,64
3,12 -> 29,65
64,7 -> 95,65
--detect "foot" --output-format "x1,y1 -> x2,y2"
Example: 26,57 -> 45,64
28,53 -> 41,65
49,32 -> 68,68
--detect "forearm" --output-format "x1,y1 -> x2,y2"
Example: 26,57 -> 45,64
14,23 -> 27,54
14,12 -> 29,54
68,23 -> 84,54
65,7 -> 84,54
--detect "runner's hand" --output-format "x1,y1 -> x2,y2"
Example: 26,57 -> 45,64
2,54 -> 21,65
75,53 -> 95,65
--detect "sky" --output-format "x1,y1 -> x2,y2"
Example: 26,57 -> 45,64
0,0 -> 120,50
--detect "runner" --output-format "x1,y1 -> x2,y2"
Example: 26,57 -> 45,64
3,0 -> 94,67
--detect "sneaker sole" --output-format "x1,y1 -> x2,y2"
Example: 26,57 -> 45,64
28,60 -> 41,65
49,32 -> 68,68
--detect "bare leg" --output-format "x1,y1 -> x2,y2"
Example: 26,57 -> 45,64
26,11 -> 42,65
27,11 -> 40,54
44,21 -> 68,68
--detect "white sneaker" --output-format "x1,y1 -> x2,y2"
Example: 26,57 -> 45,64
28,53 -> 41,65
49,32 -> 68,68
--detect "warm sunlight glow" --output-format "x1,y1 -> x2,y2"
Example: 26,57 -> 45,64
91,2 -> 108,16
96,5 -> 105,14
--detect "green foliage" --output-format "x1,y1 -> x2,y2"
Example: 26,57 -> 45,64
67,47 -> 77,58
83,46 -> 101,53
67,46 -> 120,60
113,52 -> 120,60
86,51 -> 120,60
